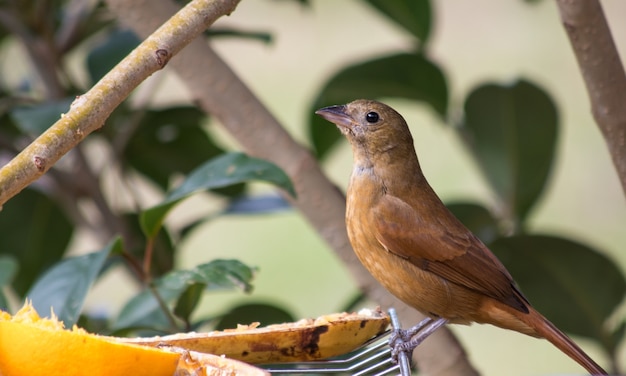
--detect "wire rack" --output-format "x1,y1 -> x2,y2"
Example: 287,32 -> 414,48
259,309 -> 411,376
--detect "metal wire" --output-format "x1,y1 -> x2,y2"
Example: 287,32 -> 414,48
260,309 -> 412,375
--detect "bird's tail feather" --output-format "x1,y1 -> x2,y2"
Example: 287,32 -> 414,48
526,307 -> 607,375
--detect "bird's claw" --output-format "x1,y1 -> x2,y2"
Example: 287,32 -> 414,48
388,317 -> 448,364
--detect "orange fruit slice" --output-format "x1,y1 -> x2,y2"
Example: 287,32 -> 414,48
0,302 -> 266,376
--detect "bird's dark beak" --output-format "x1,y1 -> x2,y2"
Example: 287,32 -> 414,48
315,105 -> 354,129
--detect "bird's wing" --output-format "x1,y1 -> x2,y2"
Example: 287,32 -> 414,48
372,194 -> 528,313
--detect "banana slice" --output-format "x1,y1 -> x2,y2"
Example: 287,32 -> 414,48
117,308 -> 390,364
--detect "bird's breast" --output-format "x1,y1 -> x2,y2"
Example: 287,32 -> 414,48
345,178 -> 485,322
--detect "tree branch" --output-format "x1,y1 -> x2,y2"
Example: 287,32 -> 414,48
556,0 -> 626,197
104,1 -> 478,375
0,0 -> 240,208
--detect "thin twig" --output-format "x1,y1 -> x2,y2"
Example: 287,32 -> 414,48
0,0 -> 241,208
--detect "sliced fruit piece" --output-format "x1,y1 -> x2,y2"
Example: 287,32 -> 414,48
0,302 -> 268,376
0,302 -> 179,376
117,308 -> 390,364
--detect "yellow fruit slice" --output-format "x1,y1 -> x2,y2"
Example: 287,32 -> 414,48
117,308 -> 390,364
0,302 -> 267,376
0,302 -> 179,376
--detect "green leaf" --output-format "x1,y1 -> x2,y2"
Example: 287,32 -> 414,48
140,152 -> 295,238
461,80 -> 558,223
124,213 -> 175,277
0,255 -> 18,310
310,52 -> 448,159
27,239 -> 116,326
113,288 -> 174,332
10,98 -> 74,135
173,282 -> 205,323
0,188 -> 73,296
123,107 -> 230,191
161,260 -> 255,294
0,255 -> 18,286
490,235 -> 626,351
114,259 -> 255,330
215,303 -> 295,330
363,0 -> 432,44
446,202 -> 500,244
86,29 -> 140,84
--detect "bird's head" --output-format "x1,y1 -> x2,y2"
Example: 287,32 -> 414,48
315,99 -> 415,161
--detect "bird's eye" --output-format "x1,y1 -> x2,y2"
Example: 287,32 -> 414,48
365,111 -> 379,123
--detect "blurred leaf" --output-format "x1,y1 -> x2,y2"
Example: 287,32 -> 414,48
490,234 -> 625,350
0,255 -> 18,286
0,255 -> 18,311
161,260 -> 256,294
9,98 -> 74,135
461,80 -> 558,223
215,302 -> 295,330
341,291 -> 368,313
446,202 -> 500,244
223,194 -> 291,215
123,106 -> 230,191
114,260 -> 255,330
363,0 -> 431,44
0,189 -> 73,296
113,287 -> 174,332
173,282 -> 205,323
310,52 -> 447,159
27,239 -> 116,326
140,152 -> 295,238
124,213 -> 175,277
87,29 -> 140,84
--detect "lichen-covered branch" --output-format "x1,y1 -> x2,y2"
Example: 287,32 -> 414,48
557,0 -> 626,197
0,0 -> 240,208
105,1 -> 478,375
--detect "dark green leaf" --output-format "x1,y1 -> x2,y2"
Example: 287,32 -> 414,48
140,152 -> 295,238
0,188 -> 73,296
490,235 -> 625,351
27,239 -> 116,326
310,53 -> 448,158
0,255 -> 18,286
114,260 -> 255,330
0,255 -> 18,310
461,80 -> 558,223
173,282 -> 205,323
10,98 -> 74,135
124,213 -> 175,278
446,202 -> 500,244
161,260 -> 255,294
123,107 -> 231,191
86,29 -> 140,84
363,0 -> 432,44
215,302 -> 295,330
113,287 -> 175,332
341,291 -> 368,313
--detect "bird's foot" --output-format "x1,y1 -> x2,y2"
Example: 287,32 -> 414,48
389,317 -> 448,362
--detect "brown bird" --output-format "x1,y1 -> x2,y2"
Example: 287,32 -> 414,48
316,99 -> 607,375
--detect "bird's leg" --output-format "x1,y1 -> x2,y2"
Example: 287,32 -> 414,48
390,317 -> 448,361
